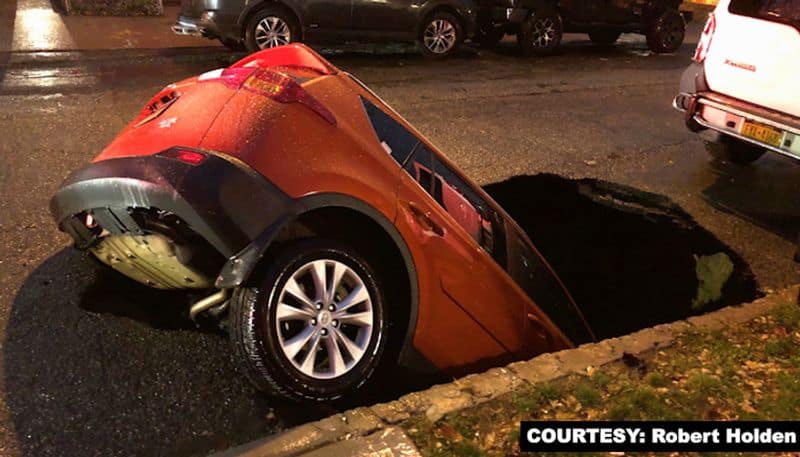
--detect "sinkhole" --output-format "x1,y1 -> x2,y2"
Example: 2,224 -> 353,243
483,174 -> 762,340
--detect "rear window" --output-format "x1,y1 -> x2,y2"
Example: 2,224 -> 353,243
729,0 -> 800,27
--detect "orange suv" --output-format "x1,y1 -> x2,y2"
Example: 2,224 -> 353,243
51,44 -> 594,401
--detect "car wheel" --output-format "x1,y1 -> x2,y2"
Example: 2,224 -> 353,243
245,6 -> 300,53
230,238 -> 388,401
419,12 -> 463,59
705,136 -> 766,165
518,7 -> 563,56
588,30 -> 621,45
475,25 -> 505,48
646,8 -> 685,53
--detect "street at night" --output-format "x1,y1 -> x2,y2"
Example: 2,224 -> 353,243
1,13 -> 800,457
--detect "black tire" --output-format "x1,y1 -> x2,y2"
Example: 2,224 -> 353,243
518,7 -> 563,57
419,11 -> 463,59
244,6 -> 300,53
646,8 -> 685,53
705,136 -> 766,165
230,238 -> 389,401
588,30 -> 621,45
475,25 -> 505,48
219,37 -> 245,51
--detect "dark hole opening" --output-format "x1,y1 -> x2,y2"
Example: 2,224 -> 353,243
483,174 -> 762,340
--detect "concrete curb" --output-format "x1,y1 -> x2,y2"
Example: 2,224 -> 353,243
214,286 -> 798,457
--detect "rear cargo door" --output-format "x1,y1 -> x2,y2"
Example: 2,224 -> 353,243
705,0 -> 800,117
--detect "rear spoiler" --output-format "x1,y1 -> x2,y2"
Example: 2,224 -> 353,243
230,43 -> 339,76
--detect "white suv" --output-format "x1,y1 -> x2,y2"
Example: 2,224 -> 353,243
674,0 -> 800,165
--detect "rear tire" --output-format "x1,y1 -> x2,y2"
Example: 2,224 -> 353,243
230,238 -> 389,401
244,6 -> 300,53
588,30 -> 621,45
705,136 -> 766,165
518,7 -> 563,56
646,8 -> 685,53
419,11 -> 463,59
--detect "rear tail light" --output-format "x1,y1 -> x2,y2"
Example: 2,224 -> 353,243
242,70 -> 337,125
693,13 -> 716,63
158,148 -> 208,166
198,66 -> 337,126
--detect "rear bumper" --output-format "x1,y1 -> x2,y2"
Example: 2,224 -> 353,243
675,90 -> 800,161
50,151 -> 292,260
172,15 -> 219,38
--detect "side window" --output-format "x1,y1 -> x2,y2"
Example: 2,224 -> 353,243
361,96 -> 419,166
506,225 -> 593,344
403,143 -> 506,265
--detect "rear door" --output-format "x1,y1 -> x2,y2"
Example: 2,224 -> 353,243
396,144 -> 536,355
560,0 -> 607,23
302,0 -> 353,33
705,0 -> 800,116
351,0 -> 417,35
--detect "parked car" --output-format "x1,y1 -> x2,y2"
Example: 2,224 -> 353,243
674,0 -> 800,166
50,44 -> 594,402
171,0 -> 477,58
475,0 -> 687,55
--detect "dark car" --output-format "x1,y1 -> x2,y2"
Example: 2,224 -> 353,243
475,0 -> 687,55
50,45 -> 594,402
172,0 -> 477,58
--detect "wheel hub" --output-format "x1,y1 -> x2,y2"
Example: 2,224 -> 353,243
424,19 -> 456,54
254,16 -> 291,49
316,310 -> 332,327
274,259 -> 374,379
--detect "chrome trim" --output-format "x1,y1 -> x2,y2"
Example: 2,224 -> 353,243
672,92 -> 692,112
692,115 -> 800,161
697,97 -> 800,136
172,20 -> 202,36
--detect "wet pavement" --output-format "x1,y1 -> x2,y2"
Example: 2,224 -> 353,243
4,0 -> 214,53
2,22 -> 800,456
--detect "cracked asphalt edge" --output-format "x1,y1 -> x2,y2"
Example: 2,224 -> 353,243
211,285 -> 799,457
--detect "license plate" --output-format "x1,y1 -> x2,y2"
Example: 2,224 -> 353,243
741,121 -> 783,148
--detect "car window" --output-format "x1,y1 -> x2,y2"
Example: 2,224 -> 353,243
729,0 -> 800,27
403,143 -> 506,265
361,96 -> 419,166
505,225 -> 594,345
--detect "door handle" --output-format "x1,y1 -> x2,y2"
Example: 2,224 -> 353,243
527,313 -> 552,345
407,202 -> 445,237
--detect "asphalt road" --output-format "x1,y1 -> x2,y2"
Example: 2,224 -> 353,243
1,22 -> 799,456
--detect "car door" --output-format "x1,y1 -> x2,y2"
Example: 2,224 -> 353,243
350,0 -> 417,36
603,0 -> 640,24
559,0 -> 606,23
396,143 -> 544,358
300,0 -> 353,34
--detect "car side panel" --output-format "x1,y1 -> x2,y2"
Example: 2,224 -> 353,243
351,0 -> 417,33
395,173 -> 512,373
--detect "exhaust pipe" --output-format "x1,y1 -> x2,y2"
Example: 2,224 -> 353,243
190,289 -> 229,323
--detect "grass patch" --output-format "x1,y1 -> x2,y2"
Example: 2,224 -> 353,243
402,300 -> 800,456
573,382 -> 601,408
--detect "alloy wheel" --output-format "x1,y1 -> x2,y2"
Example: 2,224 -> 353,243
658,16 -> 683,50
254,16 -> 291,49
424,19 -> 457,54
529,16 -> 557,48
274,259 -> 374,380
